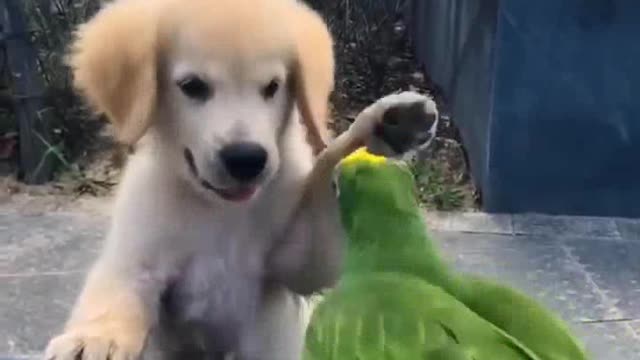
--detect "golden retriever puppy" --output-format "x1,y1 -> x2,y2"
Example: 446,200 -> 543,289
43,0 -> 437,359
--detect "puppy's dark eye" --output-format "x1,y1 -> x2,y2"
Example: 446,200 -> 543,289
178,76 -> 211,101
262,79 -> 280,99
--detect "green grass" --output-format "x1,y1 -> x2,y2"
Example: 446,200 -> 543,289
409,159 -> 468,211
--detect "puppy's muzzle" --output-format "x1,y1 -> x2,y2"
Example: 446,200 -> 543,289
219,142 -> 268,183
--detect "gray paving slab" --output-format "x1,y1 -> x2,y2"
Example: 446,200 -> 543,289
0,212 -> 105,275
616,218 -> 640,242
565,239 -> 640,320
574,321 -> 640,360
512,213 -> 621,238
432,232 -> 619,322
1,210 -> 639,359
424,211 -> 514,235
0,274 -> 83,356
431,227 -> 640,359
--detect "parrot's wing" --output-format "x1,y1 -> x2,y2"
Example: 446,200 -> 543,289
461,276 -> 590,360
304,273 -> 541,360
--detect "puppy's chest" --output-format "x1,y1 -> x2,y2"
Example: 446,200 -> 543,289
157,209 -> 279,348
161,250 -> 264,349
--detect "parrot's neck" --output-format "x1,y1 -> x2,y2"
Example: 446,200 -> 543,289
342,206 -> 464,297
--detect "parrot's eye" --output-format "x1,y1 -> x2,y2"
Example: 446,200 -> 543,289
331,173 -> 340,198
331,179 -> 339,198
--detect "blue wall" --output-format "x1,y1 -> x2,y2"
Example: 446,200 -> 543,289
408,0 -> 640,217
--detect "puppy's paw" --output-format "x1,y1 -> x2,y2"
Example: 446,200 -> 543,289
45,325 -> 145,360
351,91 -> 439,157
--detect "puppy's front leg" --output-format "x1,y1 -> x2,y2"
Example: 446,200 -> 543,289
268,91 -> 435,294
265,115 -> 369,295
45,260 -> 158,360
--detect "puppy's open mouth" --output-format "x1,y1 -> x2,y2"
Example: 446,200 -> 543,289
183,148 -> 258,202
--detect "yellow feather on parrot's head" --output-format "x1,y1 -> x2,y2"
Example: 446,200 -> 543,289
340,147 -> 387,167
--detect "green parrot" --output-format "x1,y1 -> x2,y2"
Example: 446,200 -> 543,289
304,148 -> 590,360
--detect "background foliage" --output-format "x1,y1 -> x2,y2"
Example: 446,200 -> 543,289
1,0 -> 475,209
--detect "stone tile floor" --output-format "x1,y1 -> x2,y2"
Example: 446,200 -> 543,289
1,208 -> 639,359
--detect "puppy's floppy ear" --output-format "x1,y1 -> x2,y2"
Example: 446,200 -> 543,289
291,4 -> 335,155
68,0 -> 161,145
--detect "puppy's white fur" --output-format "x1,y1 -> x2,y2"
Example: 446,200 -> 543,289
44,0 -> 432,358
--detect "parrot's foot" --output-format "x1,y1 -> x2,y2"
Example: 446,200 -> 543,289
351,91 -> 439,158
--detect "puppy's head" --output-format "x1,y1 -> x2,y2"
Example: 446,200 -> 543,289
69,0 -> 334,203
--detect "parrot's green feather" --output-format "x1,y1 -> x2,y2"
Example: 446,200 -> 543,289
304,148 -> 590,359
305,273 -> 540,360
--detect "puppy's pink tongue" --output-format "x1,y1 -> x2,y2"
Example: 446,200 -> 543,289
221,187 -> 257,202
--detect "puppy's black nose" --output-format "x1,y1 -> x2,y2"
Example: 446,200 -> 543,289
219,142 -> 268,182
